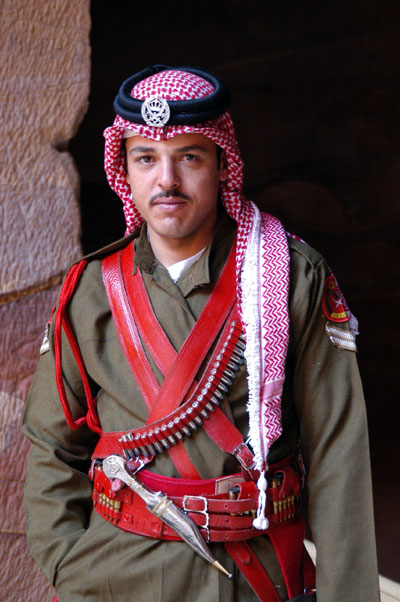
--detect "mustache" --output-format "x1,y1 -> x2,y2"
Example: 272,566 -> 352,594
150,190 -> 192,204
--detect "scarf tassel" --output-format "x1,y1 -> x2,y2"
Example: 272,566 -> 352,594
253,471 -> 269,530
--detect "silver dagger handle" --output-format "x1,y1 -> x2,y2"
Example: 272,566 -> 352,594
103,455 -> 145,493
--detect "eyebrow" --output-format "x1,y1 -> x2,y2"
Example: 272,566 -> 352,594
176,145 -> 209,153
128,144 -> 209,155
128,146 -> 156,155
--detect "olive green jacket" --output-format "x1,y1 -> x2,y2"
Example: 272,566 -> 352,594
22,216 -> 380,602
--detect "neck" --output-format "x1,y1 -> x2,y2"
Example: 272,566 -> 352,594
147,222 -> 216,267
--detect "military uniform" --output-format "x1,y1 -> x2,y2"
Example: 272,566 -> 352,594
23,215 -> 380,602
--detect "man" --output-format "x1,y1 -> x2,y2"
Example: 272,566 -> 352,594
23,65 -> 380,602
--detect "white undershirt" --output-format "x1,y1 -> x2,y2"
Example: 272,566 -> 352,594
166,247 -> 206,283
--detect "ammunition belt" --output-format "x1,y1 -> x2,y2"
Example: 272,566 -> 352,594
92,456 -> 302,543
92,321 -> 246,462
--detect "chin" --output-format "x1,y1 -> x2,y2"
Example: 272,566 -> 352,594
152,221 -> 191,240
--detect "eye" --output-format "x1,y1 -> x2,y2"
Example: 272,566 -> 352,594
137,155 -> 154,164
182,153 -> 198,162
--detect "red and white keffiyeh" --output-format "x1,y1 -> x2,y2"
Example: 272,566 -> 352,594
103,69 -> 290,529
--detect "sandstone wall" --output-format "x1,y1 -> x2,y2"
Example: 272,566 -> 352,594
0,1 -> 90,599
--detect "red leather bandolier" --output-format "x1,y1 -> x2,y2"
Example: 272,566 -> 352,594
53,240 -> 316,602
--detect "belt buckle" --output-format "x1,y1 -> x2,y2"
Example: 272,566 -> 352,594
182,495 -> 210,542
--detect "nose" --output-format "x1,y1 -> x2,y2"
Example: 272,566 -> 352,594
157,157 -> 180,191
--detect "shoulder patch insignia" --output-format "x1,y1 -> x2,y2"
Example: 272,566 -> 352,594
325,322 -> 357,352
321,275 -> 349,323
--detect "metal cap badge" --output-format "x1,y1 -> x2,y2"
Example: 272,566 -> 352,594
141,96 -> 171,127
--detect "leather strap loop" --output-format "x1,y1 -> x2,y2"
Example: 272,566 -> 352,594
120,242 -> 176,376
102,249 -> 160,409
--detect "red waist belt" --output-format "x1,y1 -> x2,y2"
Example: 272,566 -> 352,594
92,458 -> 301,543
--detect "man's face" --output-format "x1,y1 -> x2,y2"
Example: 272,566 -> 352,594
125,133 -> 227,246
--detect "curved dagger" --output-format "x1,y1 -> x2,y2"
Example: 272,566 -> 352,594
103,455 -> 231,578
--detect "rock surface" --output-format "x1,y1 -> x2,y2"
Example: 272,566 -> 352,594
0,1 -> 90,599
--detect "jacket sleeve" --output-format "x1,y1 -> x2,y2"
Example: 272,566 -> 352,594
288,242 -> 380,602
22,273 -> 99,586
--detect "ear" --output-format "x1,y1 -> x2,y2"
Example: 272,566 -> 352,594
219,151 -> 228,183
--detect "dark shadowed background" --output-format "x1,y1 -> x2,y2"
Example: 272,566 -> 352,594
69,0 -> 400,580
